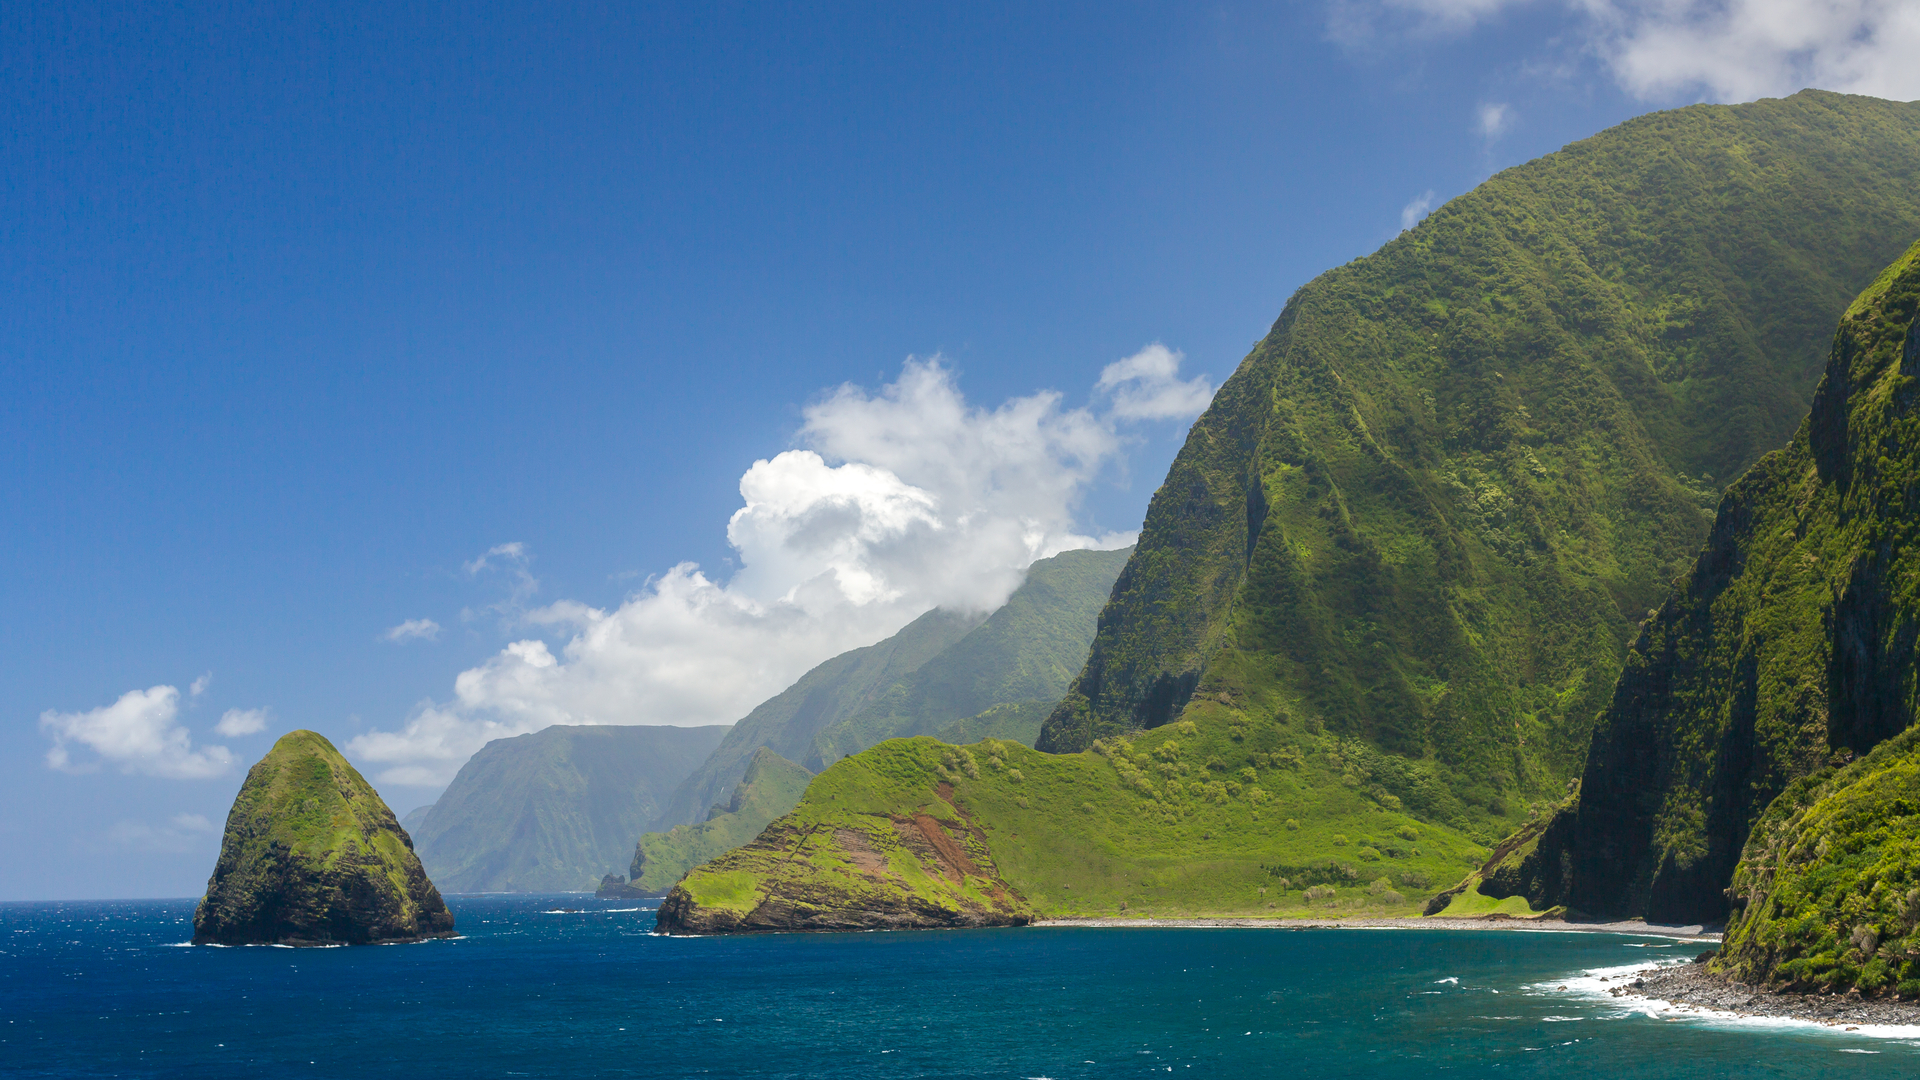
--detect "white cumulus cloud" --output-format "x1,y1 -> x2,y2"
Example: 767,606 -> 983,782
349,353 -> 1212,789
214,708 -> 270,737
1596,0 -> 1920,102
382,618 -> 443,644
41,685 -> 236,780
1337,0 -> 1920,103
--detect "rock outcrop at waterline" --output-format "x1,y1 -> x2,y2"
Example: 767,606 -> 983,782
652,740 -> 1038,934
192,730 -> 455,946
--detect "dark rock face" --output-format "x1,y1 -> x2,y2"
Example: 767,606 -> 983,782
595,874 -> 647,899
1510,239 -> 1920,923
192,730 -> 455,946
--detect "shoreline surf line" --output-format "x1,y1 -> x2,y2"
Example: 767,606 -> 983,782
1590,960 -> 1920,1035
1029,916 -> 1721,940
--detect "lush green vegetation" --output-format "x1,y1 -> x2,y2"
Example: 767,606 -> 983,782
629,748 -> 812,893
660,702 -> 1489,930
1041,91 -> 1920,866
1491,236 -> 1920,925
412,723 -> 730,892
193,730 -> 453,945
1719,727 -> 1920,995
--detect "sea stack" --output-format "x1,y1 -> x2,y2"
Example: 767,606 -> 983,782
192,730 -> 455,946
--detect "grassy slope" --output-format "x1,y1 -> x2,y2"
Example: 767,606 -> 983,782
1500,238 -> 1920,924
194,730 -> 452,943
1718,727 -> 1920,995
806,547 -> 1130,767
630,748 -> 812,893
652,608 -> 981,830
1041,93 -> 1920,857
665,705 -> 1490,929
413,724 -> 730,892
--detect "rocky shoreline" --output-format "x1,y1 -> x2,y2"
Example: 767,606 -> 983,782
1031,915 -> 1720,939
1617,961 -> 1920,1028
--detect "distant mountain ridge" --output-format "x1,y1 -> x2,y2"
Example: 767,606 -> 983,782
412,724 -> 730,892
804,547 -> 1133,767
654,546 -> 1132,829
649,609 -> 982,830
626,747 -> 813,894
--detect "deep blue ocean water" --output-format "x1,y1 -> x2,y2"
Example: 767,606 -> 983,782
2,896 -> 1914,1078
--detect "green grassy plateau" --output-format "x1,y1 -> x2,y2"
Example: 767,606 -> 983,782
193,730 -> 454,945
658,707 -> 1489,932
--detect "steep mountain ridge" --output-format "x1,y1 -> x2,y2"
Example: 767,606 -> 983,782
1041,91 -> 1920,847
1488,236 -> 1920,924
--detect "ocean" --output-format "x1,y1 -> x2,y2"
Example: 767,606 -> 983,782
1,895 -> 1912,1077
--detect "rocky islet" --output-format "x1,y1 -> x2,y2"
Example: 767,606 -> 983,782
192,730 -> 455,946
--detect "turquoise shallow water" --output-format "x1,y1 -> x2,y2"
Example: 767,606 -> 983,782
1,896 -> 1914,1077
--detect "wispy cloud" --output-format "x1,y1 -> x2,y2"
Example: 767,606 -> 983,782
214,708 -> 269,737
107,812 -> 219,852
1477,102 -> 1512,139
1401,190 -> 1438,231
463,542 -> 527,576
189,673 -> 211,698
381,618 -> 443,644
41,686 -> 235,779
1096,344 -> 1217,421
349,352 -> 1213,788
460,543 -> 539,624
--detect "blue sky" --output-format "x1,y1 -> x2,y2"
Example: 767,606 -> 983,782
6,0 -> 1914,899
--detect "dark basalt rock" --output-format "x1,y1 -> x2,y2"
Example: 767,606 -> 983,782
595,874 -> 648,899
192,730 -> 455,946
